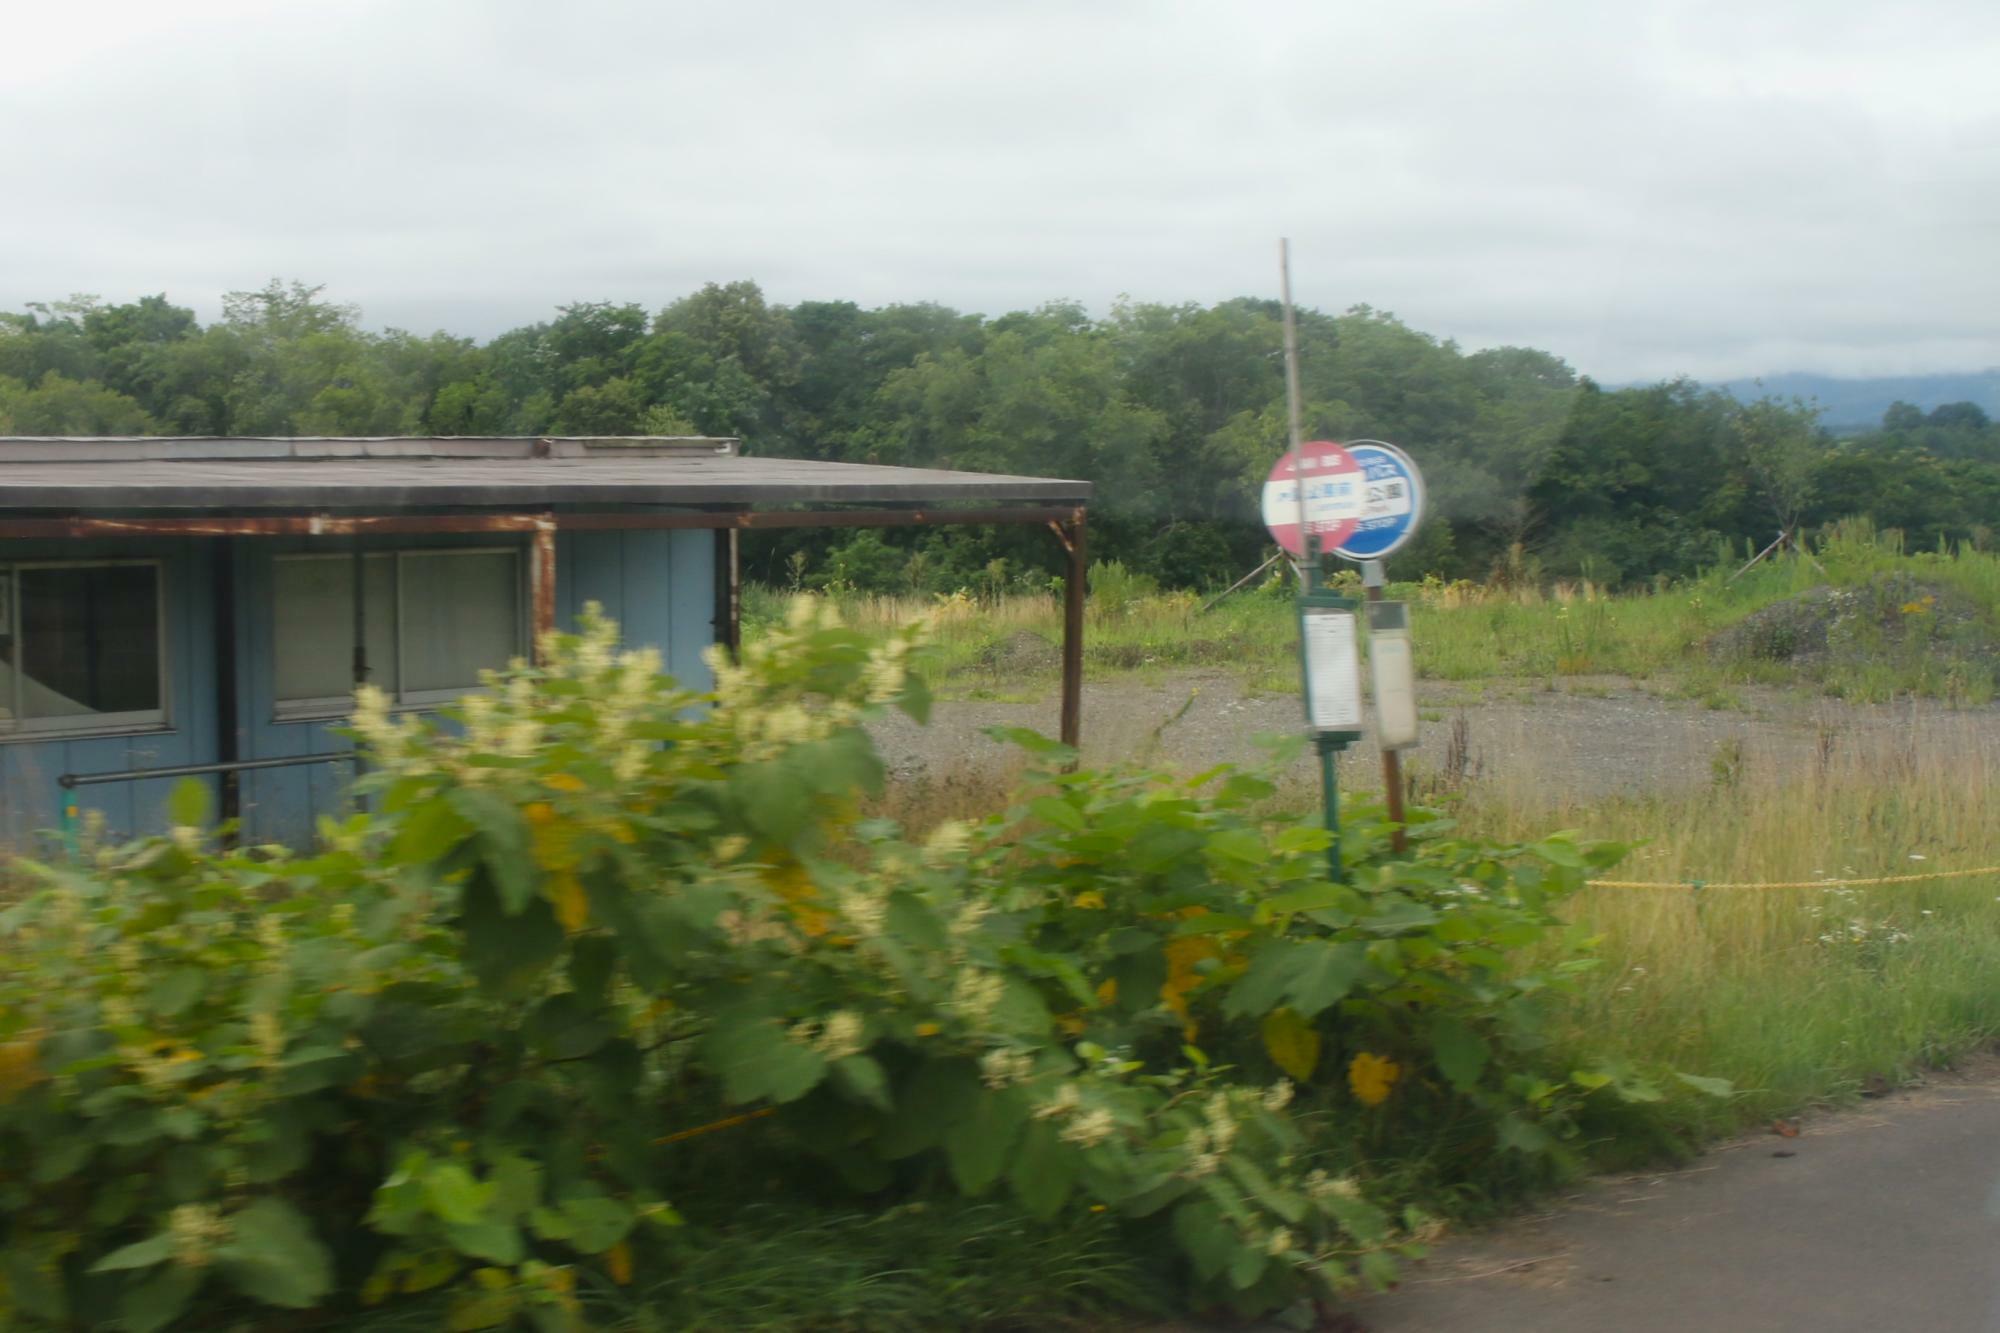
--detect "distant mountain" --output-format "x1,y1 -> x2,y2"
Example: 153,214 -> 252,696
1710,370 -> 2000,433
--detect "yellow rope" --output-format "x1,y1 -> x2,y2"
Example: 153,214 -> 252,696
1586,865 -> 2000,891
652,1107 -> 776,1146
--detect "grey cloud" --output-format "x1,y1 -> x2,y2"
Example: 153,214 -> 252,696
2,0 -> 1994,383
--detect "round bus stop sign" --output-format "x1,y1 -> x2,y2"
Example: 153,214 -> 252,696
1262,440 -> 1362,557
1332,440 -> 1424,561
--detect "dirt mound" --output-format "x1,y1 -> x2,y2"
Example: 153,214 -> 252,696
977,630 -> 1060,679
1709,573 -> 1998,674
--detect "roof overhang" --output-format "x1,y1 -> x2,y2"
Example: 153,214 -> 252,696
0,436 -> 1092,514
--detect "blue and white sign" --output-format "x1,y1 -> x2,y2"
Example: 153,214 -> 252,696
1331,440 -> 1424,561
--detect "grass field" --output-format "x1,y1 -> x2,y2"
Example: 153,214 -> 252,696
748,522 -> 2000,705
1468,733 -> 2000,1149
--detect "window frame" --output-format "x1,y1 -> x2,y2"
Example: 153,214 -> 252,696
0,557 -> 172,742
270,545 -> 526,723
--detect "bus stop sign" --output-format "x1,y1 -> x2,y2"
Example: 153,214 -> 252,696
1331,440 -> 1424,561
1262,440 -> 1361,557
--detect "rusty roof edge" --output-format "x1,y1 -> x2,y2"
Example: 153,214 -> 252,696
0,436 -> 741,463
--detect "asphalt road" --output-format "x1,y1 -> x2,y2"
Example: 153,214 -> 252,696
1346,1067 -> 2000,1332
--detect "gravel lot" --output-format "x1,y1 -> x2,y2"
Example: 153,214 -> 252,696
870,672 -> 2000,806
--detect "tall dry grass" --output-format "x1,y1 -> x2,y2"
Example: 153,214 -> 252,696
1458,726 -> 2000,1131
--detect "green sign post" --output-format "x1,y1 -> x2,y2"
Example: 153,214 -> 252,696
1275,239 -> 1369,879
1293,546 -> 1364,877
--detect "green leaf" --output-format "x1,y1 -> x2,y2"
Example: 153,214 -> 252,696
874,1060 -> 981,1159
1007,1119 -> 1074,1221
528,1207 -> 576,1242
736,761 -> 812,842
1258,883 -> 1351,918
216,1199 -> 334,1309
1028,796 -> 1085,832
167,777 -> 212,829
1226,1155 -> 1307,1224
897,669 -> 932,724
1224,940 -> 1301,1018
1171,1200 -> 1236,1282
1673,1070 -> 1736,1098
1495,1114 -> 1556,1155
831,1055 -> 892,1111
1205,828 -> 1267,865
527,993 -> 613,1061
699,1018 -> 827,1105
146,966 -> 206,1017
982,725 -> 1075,762
447,789 -> 534,912
422,1163 -> 493,1226
557,1195 -> 636,1254
120,1263 -> 204,1333
1429,1016 -> 1489,1091
390,795 -> 474,865
1287,940 -> 1369,1017
444,1221 -> 524,1266
3,1249 -> 68,1320
1272,825 -> 1333,854
567,934 -> 618,1007
944,1088 -> 1027,1196
1226,938 -> 1367,1020
1227,1243 -> 1268,1290
460,874 -> 563,996
90,1232 -> 176,1272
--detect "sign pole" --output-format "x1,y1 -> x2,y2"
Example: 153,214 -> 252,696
1280,238 -> 1346,879
1280,239 -> 1312,594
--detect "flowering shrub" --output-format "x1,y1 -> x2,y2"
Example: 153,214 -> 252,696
0,603 -> 1701,1329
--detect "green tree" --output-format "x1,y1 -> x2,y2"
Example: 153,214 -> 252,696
0,372 -> 155,434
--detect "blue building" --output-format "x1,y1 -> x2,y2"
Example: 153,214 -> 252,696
0,436 -> 1089,847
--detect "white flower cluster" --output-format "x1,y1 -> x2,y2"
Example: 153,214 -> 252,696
1204,1091 -> 1241,1153
705,596 -> 929,761
979,1047 -> 1035,1089
250,1010 -> 286,1069
169,1203 -> 232,1269
716,908 -> 794,949
1030,1081 -> 1118,1148
1262,1079 -> 1295,1112
922,820 -> 972,866
949,899 -> 992,939
1059,1106 -> 1118,1148
948,969 -> 1005,1024
1181,1123 -> 1223,1179
788,1011 -> 867,1061
837,887 -> 889,938
817,1010 -> 867,1061
1304,1169 -> 1362,1201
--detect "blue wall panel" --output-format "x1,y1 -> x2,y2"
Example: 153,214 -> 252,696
2,521 -> 718,852
558,529 -> 715,692
0,539 -> 218,850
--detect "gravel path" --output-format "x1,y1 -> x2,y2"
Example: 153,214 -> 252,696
870,673 -> 2000,805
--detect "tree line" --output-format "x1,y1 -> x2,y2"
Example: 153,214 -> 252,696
3,280 -> 1995,590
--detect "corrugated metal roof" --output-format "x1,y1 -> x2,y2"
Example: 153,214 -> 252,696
0,437 -> 1091,511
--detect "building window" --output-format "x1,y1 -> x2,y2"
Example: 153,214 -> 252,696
271,548 -> 524,719
0,561 -> 168,739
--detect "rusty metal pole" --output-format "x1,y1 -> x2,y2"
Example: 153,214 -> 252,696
1057,511 -> 1087,751
712,526 -> 741,660
1362,561 -> 1408,853
530,515 -> 558,662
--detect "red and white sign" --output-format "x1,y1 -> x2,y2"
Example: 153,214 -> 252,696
1262,440 -> 1362,557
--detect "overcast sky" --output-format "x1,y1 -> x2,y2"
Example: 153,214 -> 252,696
4,0 -> 1995,382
